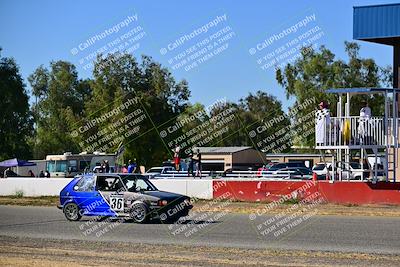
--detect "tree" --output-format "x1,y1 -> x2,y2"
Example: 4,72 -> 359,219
209,91 -> 290,153
177,102 -> 207,134
276,42 -> 391,147
80,53 -> 190,167
29,61 -> 91,158
0,48 -> 33,160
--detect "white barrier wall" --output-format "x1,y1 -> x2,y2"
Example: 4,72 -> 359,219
0,177 -> 213,199
151,179 -> 213,199
0,178 -> 74,197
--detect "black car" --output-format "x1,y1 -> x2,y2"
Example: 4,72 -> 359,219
267,162 -> 307,171
272,167 -> 313,179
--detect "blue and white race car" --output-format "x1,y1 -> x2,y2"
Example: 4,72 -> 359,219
58,173 -> 193,223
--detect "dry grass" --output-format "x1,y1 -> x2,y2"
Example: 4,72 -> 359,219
1,235 -> 400,266
0,196 -> 59,206
193,199 -> 400,217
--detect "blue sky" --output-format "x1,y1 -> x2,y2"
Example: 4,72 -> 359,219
0,0 -> 398,110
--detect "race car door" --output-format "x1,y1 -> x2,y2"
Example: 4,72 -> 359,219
72,175 -> 109,215
96,175 -> 126,215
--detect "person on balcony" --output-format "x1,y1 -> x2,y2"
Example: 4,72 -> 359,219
359,101 -> 371,118
358,101 -> 372,144
315,101 -> 331,146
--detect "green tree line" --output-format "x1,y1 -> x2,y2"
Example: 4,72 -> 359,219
0,42 -> 392,166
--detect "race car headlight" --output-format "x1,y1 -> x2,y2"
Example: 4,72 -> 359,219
158,200 -> 168,206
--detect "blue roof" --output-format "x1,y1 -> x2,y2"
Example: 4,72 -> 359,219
326,88 -> 400,94
353,3 -> 400,45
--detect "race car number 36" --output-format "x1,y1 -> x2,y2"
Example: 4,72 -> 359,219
110,194 -> 124,211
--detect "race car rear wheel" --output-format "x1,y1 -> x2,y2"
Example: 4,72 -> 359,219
130,203 -> 149,223
63,203 -> 82,221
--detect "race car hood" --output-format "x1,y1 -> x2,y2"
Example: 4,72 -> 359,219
143,190 -> 187,201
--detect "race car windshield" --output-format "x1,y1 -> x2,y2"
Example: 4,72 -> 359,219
122,176 -> 157,192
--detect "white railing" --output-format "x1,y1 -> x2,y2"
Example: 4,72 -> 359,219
156,170 -> 313,180
317,116 -> 386,147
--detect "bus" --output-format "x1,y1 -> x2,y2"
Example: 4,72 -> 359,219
46,152 -> 116,177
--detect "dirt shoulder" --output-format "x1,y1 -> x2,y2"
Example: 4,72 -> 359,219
0,196 -> 59,206
0,235 -> 399,267
1,196 -> 400,217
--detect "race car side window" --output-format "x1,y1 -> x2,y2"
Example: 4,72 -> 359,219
96,176 -> 113,191
74,176 -> 95,192
109,177 -> 126,192
135,178 -> 152,191
96,176 -> 126,192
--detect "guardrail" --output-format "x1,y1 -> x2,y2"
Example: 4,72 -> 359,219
156,170 -> 380,181
152,170 -> 313,180
318,116 -> 386,147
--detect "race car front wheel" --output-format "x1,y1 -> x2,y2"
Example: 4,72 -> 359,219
63,203 -> 82,221
130,203 -> 149,223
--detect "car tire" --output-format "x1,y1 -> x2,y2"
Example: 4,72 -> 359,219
130,203 -> 149,223
63,203 -> 82,221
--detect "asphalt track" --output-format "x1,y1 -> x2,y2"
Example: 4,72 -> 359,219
0,205 -> 399,254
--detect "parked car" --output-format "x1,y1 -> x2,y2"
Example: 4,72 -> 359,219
162,160 -> 188,171
257,162 -> 308,176
272,167 -> 313,179
312,162 -> 365,180
221,168 -> 252,177
348,162 -> 366,180
58,173 -> 192,223
145,166 -> 176,178
267,162 -> 307,172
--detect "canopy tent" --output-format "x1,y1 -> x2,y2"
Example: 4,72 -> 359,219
0,158 -> 37,167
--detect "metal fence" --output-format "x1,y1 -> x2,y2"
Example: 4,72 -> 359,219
151,170 -> 313,180
320,116 -> 386,147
